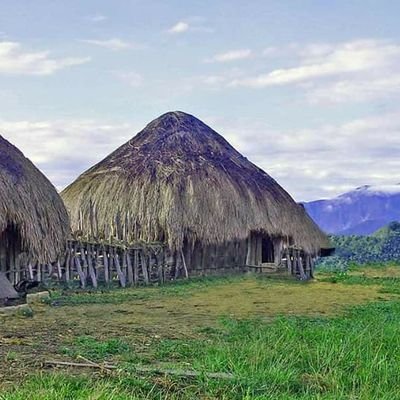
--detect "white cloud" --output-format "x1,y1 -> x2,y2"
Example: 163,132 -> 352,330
168,21 -> 189,34
115,71 -> 143,87
0,41 -> 90,75
308,75 -> 400,104
206,49 -> 252,63
0,119 -> 138,190
210,110 -> 400,201
230,39 -> 400,88
87,14 -> 107,23
2,111 -> 399,201
80,38 -> 140,51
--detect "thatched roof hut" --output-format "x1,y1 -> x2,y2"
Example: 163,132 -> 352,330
62,111 -> 328,278
0,135 -> 69,284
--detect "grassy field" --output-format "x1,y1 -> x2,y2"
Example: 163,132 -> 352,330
1,266 -> 400,399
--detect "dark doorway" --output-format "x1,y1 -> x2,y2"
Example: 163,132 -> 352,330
261,236 -> 274,263
0,223 -> 22,282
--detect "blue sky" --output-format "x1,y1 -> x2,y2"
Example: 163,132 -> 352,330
0,0 -> 400,201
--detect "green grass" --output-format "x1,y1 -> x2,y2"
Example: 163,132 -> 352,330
4,302 -> 400,399
49,275 -> 242,306
2,267 -> 400,399
61,336 -> 131,361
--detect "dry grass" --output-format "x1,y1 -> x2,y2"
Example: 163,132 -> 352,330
62,111 -> 328,253
0,135 -> 69,264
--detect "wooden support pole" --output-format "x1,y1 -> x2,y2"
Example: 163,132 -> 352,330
114,251 -> 126,288
126,250 -> 134,286
87,245 -> 98,289
103,247 -> 109,284
297,252 -> 307,280
133,249 -> 139,285
180,249 -> 189,279
141,252 -> 149,284
74,255 -> 86,288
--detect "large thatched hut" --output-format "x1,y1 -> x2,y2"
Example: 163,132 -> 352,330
62,111 -> 329,280
0,135 -> 69,287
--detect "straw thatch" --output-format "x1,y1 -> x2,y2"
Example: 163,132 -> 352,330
0,135 -> 69,264
62,111 -> 328,254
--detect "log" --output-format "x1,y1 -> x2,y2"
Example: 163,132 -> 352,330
43,360 -> 235,380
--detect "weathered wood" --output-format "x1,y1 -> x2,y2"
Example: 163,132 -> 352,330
140,252 -> 149,284
180,249 -> 189,279
43,360 -> 235,380
74,255 -> 86,288
114,251 -> 126,288
126,251 -> 134,286
57,259 -> 62,280
133,249 -> 139,285
87,245 -> 98,288
102,247 -> 109,284
297,253 -> 307,280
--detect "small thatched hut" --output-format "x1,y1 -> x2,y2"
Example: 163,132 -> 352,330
62,111 -> 329,279
0,135 -> 69,286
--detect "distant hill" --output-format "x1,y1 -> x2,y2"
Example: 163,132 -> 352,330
373,221 -> 400,238
303,184 -> 400,235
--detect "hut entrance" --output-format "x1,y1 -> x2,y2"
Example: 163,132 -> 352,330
0,223 -> 22,284
261,237 -> 274,264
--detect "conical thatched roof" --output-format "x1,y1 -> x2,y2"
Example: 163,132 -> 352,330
62,111 -> 328,253
0,135 -> 69,263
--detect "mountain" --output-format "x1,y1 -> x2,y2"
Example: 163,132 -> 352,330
303,184 -> 400,235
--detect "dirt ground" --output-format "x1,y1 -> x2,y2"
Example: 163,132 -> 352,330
0,275 -> 396,386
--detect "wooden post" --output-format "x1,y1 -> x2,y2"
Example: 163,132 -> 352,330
297,252 -> 307,280
114,251 -> 126,288
310,257 -> 315,279
74,255 -> 86,288
157,250 -> 164,284
65,246 -> 71,283
141,252 -> 149,284
133,249 -> 139,285
109,246 -> 115,282
103,246 -> 109,284
180,249 -> 189,279
256,235 -> 262,266
126,250 -> 134,286
57,259 -> 62,280
245,234 -> 252,266
37,263 -> 42,282
87,245 -> 98,288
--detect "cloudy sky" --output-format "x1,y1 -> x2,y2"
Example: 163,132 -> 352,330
0,0 -> 399,201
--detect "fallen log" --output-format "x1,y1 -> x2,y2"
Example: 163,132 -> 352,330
43,359 -> 235,380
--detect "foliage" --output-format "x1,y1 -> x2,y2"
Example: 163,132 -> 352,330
317,222 -> 400,268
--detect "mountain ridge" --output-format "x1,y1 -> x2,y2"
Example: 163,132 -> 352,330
303,184 -> 400,235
